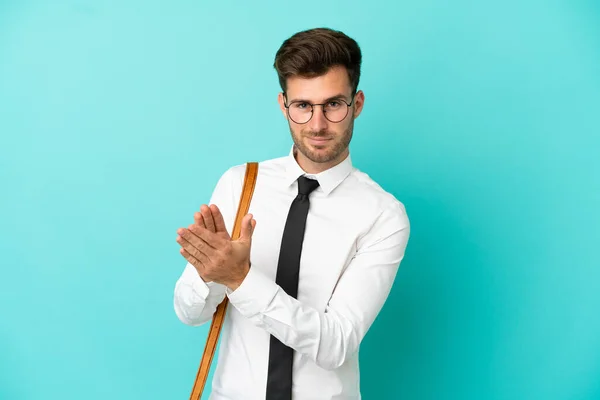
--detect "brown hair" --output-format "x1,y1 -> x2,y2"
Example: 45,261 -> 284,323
273,27 -> 362,95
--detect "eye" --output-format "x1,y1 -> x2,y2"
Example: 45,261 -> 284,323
326,100 -> 343,110
292,102 -> 309,109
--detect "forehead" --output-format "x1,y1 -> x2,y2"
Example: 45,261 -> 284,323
285,66 -> 352,101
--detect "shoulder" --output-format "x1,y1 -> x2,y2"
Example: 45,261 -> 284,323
346,167 -> 410,246
216,154 -> 288,187
347,167 -> 409,219
344,168 -> 410,248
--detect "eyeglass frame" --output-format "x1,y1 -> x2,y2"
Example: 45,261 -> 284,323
282,91 -> 357,124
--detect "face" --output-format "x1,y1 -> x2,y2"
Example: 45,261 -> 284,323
278,66 -> 365,173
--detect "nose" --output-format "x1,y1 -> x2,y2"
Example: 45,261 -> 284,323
308,105 -> 328,132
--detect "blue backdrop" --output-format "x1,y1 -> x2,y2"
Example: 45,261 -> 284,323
1,1 -> 599,399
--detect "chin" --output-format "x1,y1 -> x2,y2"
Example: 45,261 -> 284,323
307,141 -> 331,151
292,130 -> 350,164
304,146 -> 338,163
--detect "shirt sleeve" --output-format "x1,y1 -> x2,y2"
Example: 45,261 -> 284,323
173,165 -> 242,326
226,201 -> 410,370
173,262 -> 228,326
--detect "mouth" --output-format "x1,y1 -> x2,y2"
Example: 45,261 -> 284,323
307,136 -> 332,145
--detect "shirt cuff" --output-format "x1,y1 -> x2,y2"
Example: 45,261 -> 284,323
191,277 -> 218,300
227,266 -> 278,318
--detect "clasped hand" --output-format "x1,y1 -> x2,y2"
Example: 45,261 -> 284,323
176,204 -> 256,290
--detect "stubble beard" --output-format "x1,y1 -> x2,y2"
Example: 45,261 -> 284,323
290,118 -> 354,164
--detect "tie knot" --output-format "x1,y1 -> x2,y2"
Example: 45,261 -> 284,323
297,176 -> 320,196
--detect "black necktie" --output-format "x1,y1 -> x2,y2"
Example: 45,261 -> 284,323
266,175 -> 320,400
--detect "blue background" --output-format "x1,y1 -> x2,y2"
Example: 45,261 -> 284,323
1,1 -> 599,399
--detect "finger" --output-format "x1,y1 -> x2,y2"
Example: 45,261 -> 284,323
239,214 -> 255,242
181,248 -> 214,282
187,224 -> 225,250
179,235 -> 212,265
179,247 -> 203,271
178,227 -> 216,255
194,211 -> 206,227
201,204 -> 216,233
209,204 -> 229,235
178,234 -> 214,266
192,246 -> 211,266
177,234 -> 199,256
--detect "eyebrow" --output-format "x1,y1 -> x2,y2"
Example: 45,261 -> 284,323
287,93 -> 350,104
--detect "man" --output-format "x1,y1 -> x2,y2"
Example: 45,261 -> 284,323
174,27 -> 410,399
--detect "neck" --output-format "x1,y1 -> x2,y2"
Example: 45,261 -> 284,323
294,146 -> 349,174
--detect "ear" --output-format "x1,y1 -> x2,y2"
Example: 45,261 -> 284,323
278,92 -> 289,119
352,90 -> 365,119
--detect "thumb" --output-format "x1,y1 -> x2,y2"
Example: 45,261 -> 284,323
239,214 -> 256,242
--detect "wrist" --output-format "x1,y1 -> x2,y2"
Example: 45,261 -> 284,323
225,262 -> 251,291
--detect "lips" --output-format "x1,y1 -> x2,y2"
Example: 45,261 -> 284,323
307,137 -> 331,146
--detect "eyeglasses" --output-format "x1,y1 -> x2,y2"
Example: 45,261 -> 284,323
284,94 -> 355,124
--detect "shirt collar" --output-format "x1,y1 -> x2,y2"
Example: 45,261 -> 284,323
284,145 -> 353,196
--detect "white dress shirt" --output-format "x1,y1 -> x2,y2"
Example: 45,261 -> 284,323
174,146 -> 410,399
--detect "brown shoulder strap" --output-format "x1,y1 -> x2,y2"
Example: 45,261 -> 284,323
189,162 -> 259,400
